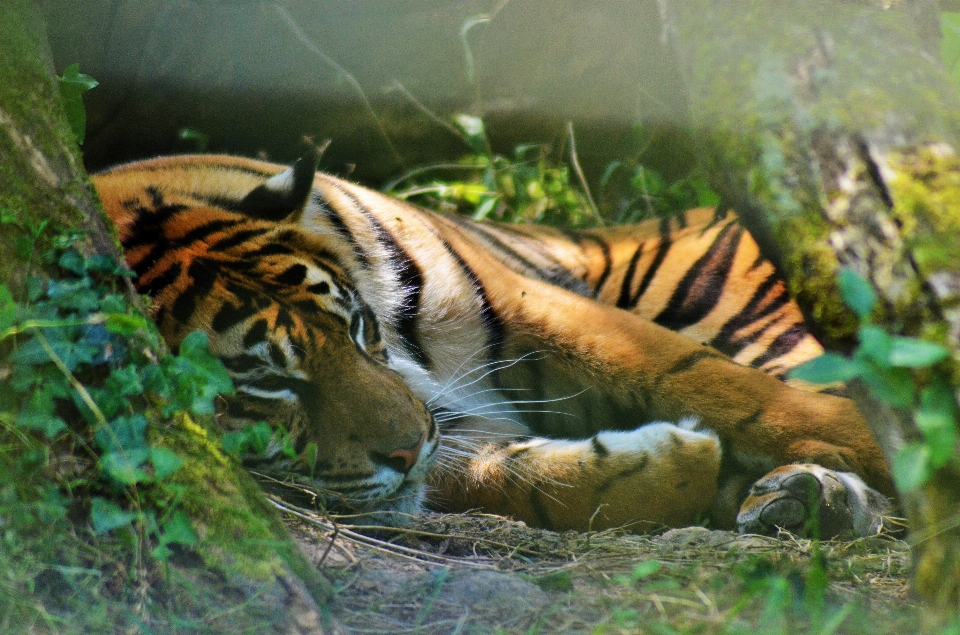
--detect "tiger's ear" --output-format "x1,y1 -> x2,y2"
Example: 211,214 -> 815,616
235,153 -> 317,222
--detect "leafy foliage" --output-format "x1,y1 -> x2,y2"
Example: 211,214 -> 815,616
789,269 -> 958,492
386,115 -> 719,228
0,215 -> 233,561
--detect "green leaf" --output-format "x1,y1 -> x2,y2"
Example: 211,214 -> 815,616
0,284 -> 15,335
892,442 -> 933,492
15,390 -> 67,438
160,510 -> 198,546
471,196 -> 498,221
90,497 -> 136,534
99,448 -> 151,485
837,268 -> 876,319
787,353 -> 862,384
151,447 -> 184,480
57,63 -> 98,145
858,364 -> 916,409
887,337 -> 951,368
857,325 -> 891,364
104,312 -> 150,335
94,415 -> 148,453
914,381 -> 959,467
301,442 -> 318,475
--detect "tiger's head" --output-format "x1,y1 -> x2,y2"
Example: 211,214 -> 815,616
94,155 -> 439,525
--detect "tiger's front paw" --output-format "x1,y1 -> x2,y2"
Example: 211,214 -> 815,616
736,464 -> 892,539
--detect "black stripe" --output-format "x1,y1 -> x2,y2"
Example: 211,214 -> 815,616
276,264 -> 308,286
178,219 -> 244,247
708,275 -> 791,357
212,299 -> 258,333
653,224 -> 742,331
209,228 -> 268,252
328,184 -> 430,367
242,318 -> 269,347
312,189 -> 370,268
736,409 -> 763,431
439,239 -> 506,361
665,349 -> 725,375
591,436 -> 610,459
450,216 -> 585,293
749,323 -> 808,368
137,261 -> 181,297
624,217 -> 675,309
616,242 -> 646,309
528,488 -> 555,531
171,259 -> 218,323
573,234 -> 613,298
597,455 -> 650,494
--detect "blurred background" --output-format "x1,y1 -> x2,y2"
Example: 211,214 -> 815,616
41,1 -> 696,189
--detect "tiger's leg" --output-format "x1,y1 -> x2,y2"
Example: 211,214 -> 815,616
427,419 -> 721,532
433,254 -> 894,535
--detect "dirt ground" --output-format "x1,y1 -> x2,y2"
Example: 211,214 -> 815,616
277,499 -> 917,635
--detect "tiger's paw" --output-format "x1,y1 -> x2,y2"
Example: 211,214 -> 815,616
736,464 -> 892,539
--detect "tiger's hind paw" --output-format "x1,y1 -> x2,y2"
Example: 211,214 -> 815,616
736,464 -> 892,539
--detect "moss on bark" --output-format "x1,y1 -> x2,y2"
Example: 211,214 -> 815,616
660,0 -> 960,618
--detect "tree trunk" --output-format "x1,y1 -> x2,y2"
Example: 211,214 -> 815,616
0,3 -> 335,632
658,0 -> 960,617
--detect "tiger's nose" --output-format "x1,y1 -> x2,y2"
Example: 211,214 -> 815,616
370,432 -> 427,474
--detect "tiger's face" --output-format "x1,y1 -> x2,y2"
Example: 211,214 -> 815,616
94,156 -> 439,525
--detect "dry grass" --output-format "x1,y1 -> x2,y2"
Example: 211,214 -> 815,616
275,498 -> 917,635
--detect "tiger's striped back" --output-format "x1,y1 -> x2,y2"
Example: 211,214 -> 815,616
445,209 -> 823,379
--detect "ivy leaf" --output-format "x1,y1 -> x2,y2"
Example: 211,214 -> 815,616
887,337 -> 951,368
99,448 -> 151,485
160,510 -> 198,546
15,390 -> 67,438
90,497 -> 136,534
173,331 -> 233,415
837,268 -> 876,319
94,414 -> 148,453
892,442 -> 933,492
57,63 -> 98,145
787,353 -> 863,384
151,447 -> 184,480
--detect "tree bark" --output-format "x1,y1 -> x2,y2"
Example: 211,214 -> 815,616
0,3 -> 335,632
658,0 -> 960,617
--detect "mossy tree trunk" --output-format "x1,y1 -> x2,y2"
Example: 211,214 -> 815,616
0,3 -> 334,632
657,0 -> 960,617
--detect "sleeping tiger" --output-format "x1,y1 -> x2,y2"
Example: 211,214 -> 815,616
92,154 -> 895,538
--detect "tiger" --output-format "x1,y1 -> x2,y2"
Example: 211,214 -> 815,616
92,153 -> 895,539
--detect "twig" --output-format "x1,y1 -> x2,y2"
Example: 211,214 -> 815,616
567,121 -> 602,225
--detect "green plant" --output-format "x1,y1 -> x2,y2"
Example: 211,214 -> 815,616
386,115 -> 720,229
789,268 -> 958,492
0,215 -> 233,563
56,63 -> 97,145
